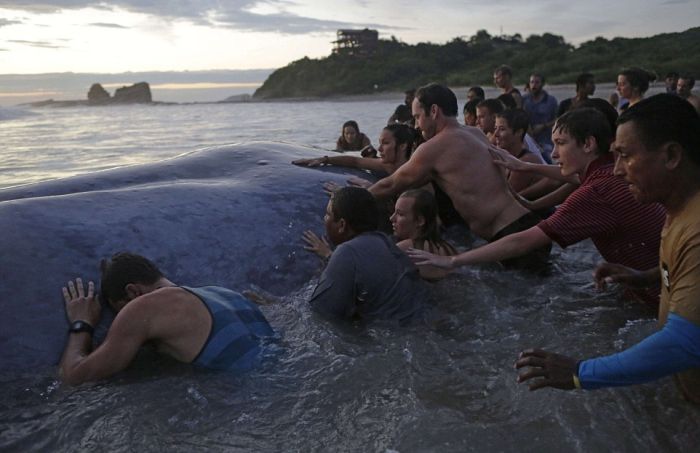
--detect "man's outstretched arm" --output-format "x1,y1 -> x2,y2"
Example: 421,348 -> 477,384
368,147 -> 434,201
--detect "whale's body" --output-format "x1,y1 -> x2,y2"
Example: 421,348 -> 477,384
0,142 -> 373,369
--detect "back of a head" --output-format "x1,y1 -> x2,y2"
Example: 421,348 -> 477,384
100,252 -> 164,305
400,189 -> 440,242
555,108 -> 613,154
468,86 -> 485,100
478,98 -> 505,115
416,83 -> 458,117
496,109 -> 530,140
577,98 -> 618,135
497,93 -> 517,110
463,99 -> 480,116
619,67 -> 656,94
331,187 -> 379,234
393,104 -> 412,123
618,93 -> 700,166
576,73 -> 594,90
385,123 -> 417,158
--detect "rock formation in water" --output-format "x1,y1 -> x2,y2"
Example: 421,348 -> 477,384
87,83 -> 111,103
112,82 -> 152,103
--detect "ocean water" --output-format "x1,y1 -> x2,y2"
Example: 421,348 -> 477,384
1,94 -> 697,452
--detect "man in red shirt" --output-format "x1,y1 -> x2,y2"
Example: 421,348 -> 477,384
409,107 -> 665,303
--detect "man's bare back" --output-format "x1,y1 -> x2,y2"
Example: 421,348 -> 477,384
369,109 -> 530,240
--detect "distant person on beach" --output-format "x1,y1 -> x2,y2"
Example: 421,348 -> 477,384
59,252 -> 275,385
467,86 -> 485,102
494,65 -> 523,108
677,75 -> 700,113
557,73 -> 595,117
410,107 -> 665,297
336,120 -> 372,152
515,94 -> 700,404
523,73 -> 558,160
304,187 -> 430,324
617,67 -> 655,110
665,71 -> 679,94
463,99 -> 479,127
368,83 -> 550,269
493,109 -> 546,192
303,188 -> 457,281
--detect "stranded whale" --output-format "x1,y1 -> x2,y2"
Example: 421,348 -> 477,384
0,142 -> 375,369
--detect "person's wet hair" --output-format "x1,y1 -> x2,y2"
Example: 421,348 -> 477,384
495,65 -> 512,78
463,99 -> 479,116
576,73 -> 594,91
619,68 -> 656,95
341,120 -> 360,134
392,104 -> 412,123
576,98 -> 618,135
331,187 -> 379,234
468,86 -> 485,100
415,83 -> 458,117
554,108 -> 613,154
399,189 -> 441,243
618,93 -> 700,166
495,109 -> 530,141
100,252 -> 164,306
384,123 -> 417,159
679,74 -> 695,89
477,98 -> 505,115
497,93 -> 517,110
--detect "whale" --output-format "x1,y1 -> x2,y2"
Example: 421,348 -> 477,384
0,142 -> 377,369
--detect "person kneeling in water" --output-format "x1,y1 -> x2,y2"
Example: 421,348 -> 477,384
304,187 -> 430,324
59,252 -> 274,385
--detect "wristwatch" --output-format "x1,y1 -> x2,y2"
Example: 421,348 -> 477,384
69,320 -> 94,335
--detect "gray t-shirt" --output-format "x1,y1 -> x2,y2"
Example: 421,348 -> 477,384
308,231 -> 430,324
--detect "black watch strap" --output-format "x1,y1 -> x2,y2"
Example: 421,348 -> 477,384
69,320 -> 94,335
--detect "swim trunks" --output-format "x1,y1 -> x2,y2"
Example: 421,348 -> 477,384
183,286 -> 274,371
491,211 -> 551,270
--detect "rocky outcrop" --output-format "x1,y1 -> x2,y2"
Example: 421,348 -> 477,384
112,82 -> 152,103
87,83 -> 110,103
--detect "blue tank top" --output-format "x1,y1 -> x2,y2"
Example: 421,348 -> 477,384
182,286 -> 274,371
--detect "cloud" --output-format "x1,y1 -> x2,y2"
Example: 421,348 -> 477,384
8,39 -> 66,48
88,22 -> 127,28
0,1 -> 397,34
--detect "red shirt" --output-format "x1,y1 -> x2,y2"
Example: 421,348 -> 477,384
538,155 -> 665,301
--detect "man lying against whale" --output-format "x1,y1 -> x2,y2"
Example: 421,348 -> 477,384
367,83 -> 551,270
59,252 -> 274,385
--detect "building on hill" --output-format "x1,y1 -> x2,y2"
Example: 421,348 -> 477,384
333,29 -> 379,56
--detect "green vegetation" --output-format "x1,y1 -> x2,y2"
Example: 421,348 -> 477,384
254,27 -> 700,99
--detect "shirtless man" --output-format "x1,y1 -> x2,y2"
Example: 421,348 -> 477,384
677,75 -> 700,113
368,83 -> 550,268
59,252 -> 274,385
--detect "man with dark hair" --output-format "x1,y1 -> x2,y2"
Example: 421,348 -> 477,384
307,187 -> 429,323
467,86 -> 485,102
59,253 -> 274,385
677,74 -> 700,113
523,73 -> 558,160
369,83 -> 550,269
557,73 -> 595,117
388,88 -> 418,124
494,65 -> 523,108
476,98 -> 505,143
493,109 -> 545,192
515,94 -> 700,403
410,107 -> 664,289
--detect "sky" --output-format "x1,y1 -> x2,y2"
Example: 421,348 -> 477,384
1,0 -> 698,75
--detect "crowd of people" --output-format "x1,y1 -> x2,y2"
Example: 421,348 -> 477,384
59,66 -> 700,410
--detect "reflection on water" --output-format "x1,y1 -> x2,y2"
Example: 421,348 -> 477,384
2,242 -> 699,451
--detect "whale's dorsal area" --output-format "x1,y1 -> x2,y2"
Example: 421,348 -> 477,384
0,142 -> 373,369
